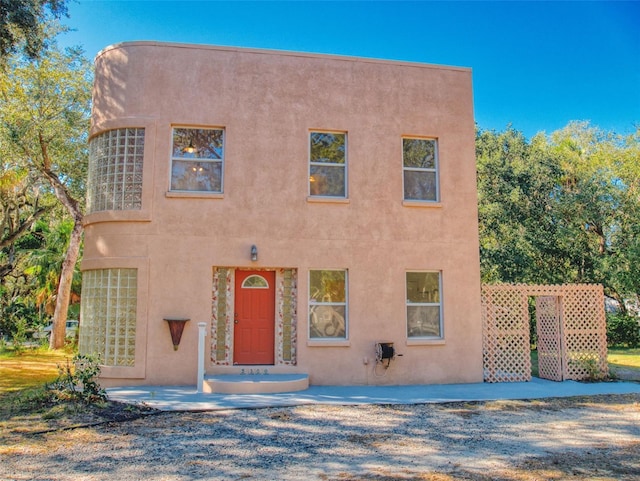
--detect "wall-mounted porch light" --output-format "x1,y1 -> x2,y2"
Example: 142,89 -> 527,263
250,245 -> 258,262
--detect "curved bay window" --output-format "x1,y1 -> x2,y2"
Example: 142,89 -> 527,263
79,268 -> 138,367
87,128 -> 145,213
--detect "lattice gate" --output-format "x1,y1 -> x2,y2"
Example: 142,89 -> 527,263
482,284 -> 608,383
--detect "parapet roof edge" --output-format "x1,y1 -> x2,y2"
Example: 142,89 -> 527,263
95,40 -> 472,73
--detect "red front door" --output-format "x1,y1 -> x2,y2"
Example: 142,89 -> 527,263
234,270 -> 275,365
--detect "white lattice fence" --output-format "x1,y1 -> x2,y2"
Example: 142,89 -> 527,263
482,284 -> 607,382
561,285 -> 608,380
482,286 -> 531,382
536,296 -> 563,381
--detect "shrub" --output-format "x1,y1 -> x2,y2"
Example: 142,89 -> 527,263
49,354 -> 106,403
11,318 -> 28,354
606,313 -> 640,348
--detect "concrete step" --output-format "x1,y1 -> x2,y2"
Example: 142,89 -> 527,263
204,373 -> 309,394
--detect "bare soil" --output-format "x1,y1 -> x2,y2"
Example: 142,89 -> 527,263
1,393 -> 639,480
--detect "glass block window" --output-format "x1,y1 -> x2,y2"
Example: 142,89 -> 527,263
87,128 -> 145,213
403,137 -> 439,201
79,269 -> 138,367
406,271 -> 443,339
309,269 -> 347,339
309,131 -> 347,197
171,127 -> 224,193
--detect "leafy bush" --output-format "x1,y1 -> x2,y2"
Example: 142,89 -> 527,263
606,313 -> 640,348
569,355 -> 607,382
0,298 -> 40,343
11,318 -> 28,354
49,354 -> 106,403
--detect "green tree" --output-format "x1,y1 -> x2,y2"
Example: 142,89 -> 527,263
0,40 -> 90,348
0,0 -> 67,60
25,217 -> 82,319
476,127 -> 564,283
544,122 -> 640,310
0,164 -> 50,279
477,122 -> 640,315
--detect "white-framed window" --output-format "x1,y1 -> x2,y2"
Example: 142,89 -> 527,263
309,131 -> 347,197
406,271 -> 443,339
170,127 -> 224,193
87,128 -> 145,213
403,137 -> 439,201
309,269 -> 347,339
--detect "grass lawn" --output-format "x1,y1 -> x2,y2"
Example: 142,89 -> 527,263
531,347 -> 640,379
1,346 -> 638,398
0,348 -> 72,394
607,347 -> 640,369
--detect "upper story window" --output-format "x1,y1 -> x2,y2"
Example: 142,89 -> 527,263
171,127 -> 224,193
309,131 -> 347,198
309,269 -> 347,339
403,137 -> 439,202
87,128 -> 145,214
406,271 -> 443,339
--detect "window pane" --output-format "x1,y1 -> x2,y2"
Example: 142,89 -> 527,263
404,170 -> 437,201
309,305 -> 346,338
403,138 -> 436,168
173,128 -> 223,159
310,270 -> 346,302
310,132 -> 345,164
407,306 -> 441,337
310,165 -> 346,197
171,160 -> 222,192
242,275 -> 269,288
406,272 -> 440,303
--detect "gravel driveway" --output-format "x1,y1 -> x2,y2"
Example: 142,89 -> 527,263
2,394 -> 639,480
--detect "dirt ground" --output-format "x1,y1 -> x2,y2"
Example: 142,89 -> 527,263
1,392 -> 639,480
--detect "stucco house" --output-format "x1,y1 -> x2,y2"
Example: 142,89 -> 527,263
79,42 -> 483,390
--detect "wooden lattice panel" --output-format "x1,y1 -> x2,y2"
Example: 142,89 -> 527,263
482,286 -> 531,382
536,296 -> 563,381
482,284 -> 607,383
561,285 -> 608,380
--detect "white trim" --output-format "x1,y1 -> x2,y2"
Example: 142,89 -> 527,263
402,136 -> 440,203
308,130 -> 348,198
170,126 -> 225,194
308,269 -> 349,341
405,270 -> 444,340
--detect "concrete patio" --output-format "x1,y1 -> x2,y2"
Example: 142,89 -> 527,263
107,377 -> 640,411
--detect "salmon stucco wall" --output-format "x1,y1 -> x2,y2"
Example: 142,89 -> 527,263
83,42 -> 483,387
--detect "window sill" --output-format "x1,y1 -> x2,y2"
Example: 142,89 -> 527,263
406,338 -> 446,346
84,210 -> 152,225
166,191 -> 224,199
402,200 -> 442,208
307,196 -> 350,204
307,339 -> 351,347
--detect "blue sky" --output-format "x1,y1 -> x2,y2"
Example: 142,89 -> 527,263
59,1 -> 639,139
